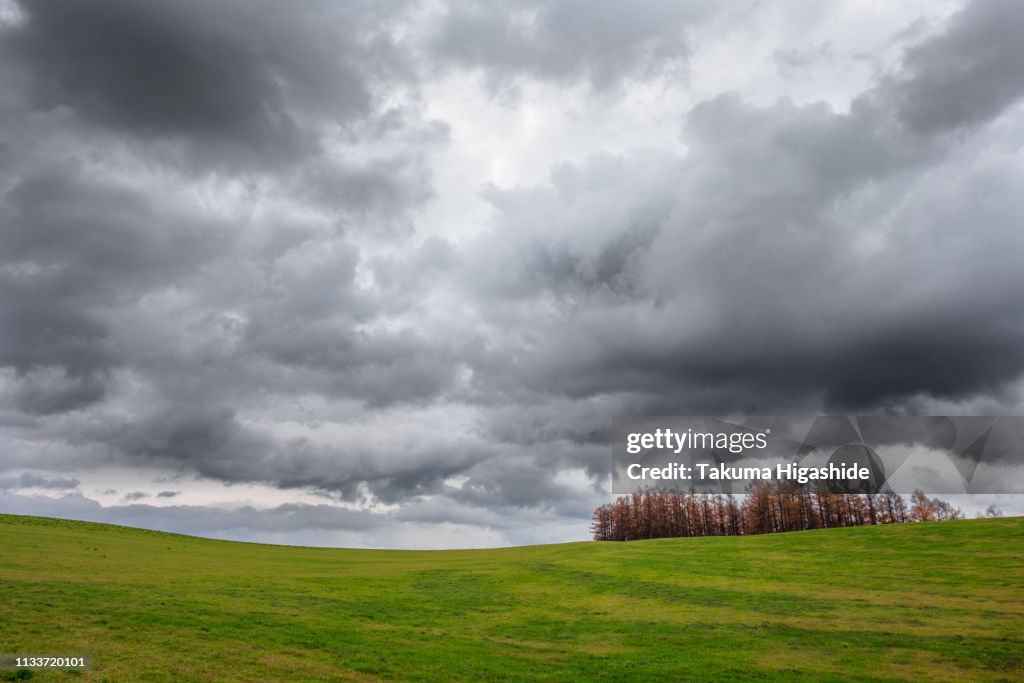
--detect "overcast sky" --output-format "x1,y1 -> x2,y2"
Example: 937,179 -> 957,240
2,0 -> 1023,548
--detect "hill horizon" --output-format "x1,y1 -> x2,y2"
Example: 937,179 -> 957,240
3,512 -> 1022,552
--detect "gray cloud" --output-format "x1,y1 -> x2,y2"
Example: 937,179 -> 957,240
887,0 -> 1024,133
2,0 -> 414,169
0,490 -> 596,547
461,7 -> 1024,414
429,0 -> 717,89
1,491 -> 386,535
0,168 -> 232,412
0,472 -> 80,490
295,155 -> 439,228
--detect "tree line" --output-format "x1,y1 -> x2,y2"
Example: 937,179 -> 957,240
591,483 -> 964,541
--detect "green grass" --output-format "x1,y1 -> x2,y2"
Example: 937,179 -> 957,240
1,515 -> 1022,682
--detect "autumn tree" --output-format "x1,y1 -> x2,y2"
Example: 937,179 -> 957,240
592,488 -> 964,541
909,489 -> 936,522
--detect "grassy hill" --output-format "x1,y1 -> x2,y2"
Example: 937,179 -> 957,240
1,515 -> 1022,682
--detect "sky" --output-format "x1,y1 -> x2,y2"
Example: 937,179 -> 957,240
1,0 -> 1023,548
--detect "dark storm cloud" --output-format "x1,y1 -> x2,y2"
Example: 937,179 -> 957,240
0,168 -> 231,412
99,406 -> 247,467
10,369 -> 107,415
0,0 -> 447,415
247,329 -> 466,407
79,402 -> 487,504
2,0 -> 412,169
461,0 -> 1024,420
430,0 -> 715,89
1,170 -> 229,300
887,0 -> 1024,133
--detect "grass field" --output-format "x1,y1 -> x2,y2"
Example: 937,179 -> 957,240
1,515 -> 1022,682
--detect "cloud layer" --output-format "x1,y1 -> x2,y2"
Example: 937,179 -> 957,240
2,0 -> 1023,546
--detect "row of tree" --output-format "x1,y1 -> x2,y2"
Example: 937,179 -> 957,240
591,483 -> 964,541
